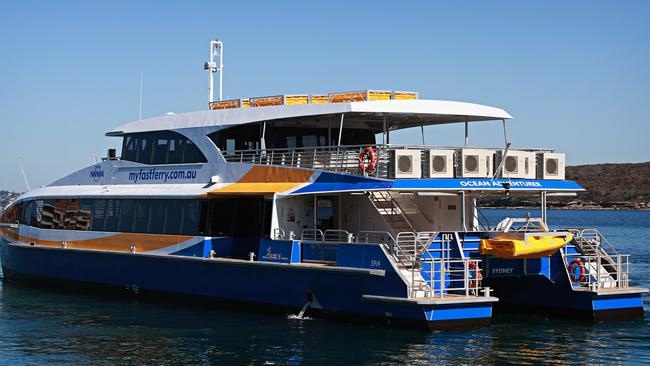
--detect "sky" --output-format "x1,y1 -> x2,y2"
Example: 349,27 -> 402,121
1,1 -> 649,192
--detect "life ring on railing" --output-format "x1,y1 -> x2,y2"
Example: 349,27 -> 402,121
468,262 -> 483,288
359,146 -> 377,173
568,259 -> 586,283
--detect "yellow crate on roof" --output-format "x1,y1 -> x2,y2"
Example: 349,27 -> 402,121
392,91 -> 418,100
209,98 -> 250,110
250,94 -> 309,107
328,90 -> 392,103
250,95 -> 284,107
285,95 -> 309,105
309,94 -> 328,104
368,90 -> 392,101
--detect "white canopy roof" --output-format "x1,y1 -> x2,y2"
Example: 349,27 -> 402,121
107,99 -> 513,136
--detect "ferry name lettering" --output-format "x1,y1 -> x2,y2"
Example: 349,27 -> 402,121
492,267 -> 514,274
262,246 -> 287,261
128,168 -> 198,183
459,180 -> 542,188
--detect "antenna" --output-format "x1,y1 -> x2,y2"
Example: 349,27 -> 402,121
204,38 -> 223,106
139,72 -> 143,120
18,159 -> 30,192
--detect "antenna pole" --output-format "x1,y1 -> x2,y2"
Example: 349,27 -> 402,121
18,160 -> 30,192
139,72 -> 143,120
204,38 -> 223,106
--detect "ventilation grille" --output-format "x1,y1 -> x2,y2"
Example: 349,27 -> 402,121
397,155 -> 413,174
464,155 -> 479,173
546,158 -> 559,175
431,155 -> 447,173
504,155 -> 518,173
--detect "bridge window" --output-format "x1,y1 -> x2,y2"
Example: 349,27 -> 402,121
121,131 -> 207,165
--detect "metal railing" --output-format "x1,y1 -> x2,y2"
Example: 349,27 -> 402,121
563,228 -> 631,290
422,258 -> 483,298
222,143 -> 553,178
300,229 -> 353,243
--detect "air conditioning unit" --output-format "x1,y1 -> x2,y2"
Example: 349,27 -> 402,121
494,150 -> 536,179
426,150 -> 454,178
456,149 -> 494,178
390,150 -> 422,179
537,152 -> 565,180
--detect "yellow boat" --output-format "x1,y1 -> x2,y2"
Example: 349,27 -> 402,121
479,232 -> 574,259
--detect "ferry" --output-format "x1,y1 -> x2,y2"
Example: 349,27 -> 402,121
0,40 -> 646,330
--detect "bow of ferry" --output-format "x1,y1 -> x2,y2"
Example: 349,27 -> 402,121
0,88 -> 645,330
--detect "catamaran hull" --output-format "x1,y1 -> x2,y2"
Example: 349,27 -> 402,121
0,241 -> 493,331
483,253 -> 645,321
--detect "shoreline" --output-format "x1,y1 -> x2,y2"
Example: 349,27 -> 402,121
481,206 -> 650,211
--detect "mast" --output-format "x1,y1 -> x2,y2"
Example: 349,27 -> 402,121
204,38 -> 224,105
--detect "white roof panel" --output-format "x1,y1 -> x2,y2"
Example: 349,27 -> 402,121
107,99 -> 512,136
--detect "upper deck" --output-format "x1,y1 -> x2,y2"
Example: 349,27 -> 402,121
104,90 -> 568,185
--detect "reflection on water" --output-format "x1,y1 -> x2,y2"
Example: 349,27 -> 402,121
0,210 -> 649,365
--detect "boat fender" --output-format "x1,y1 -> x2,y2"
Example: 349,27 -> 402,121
568,259 -> 586,283
359,147 -> 377,173
468,262 -> 483,288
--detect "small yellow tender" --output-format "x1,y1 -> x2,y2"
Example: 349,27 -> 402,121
479,232 -> 574,259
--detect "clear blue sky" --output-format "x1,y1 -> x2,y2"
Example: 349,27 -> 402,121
1,1 -> 649,192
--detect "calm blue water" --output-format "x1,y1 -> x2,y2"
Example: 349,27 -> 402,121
0,210 -> 649,365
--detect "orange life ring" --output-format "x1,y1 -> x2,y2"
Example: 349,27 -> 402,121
359,146 -> 377,173
568,259 -> 586,282
469,262 -> 482,288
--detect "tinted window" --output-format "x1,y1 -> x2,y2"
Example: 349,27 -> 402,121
118,199 -> 134,232
180,200 -> 200,235
149,200 -> 166,233
121,131 -> 206,165
76,199 -> 93,231
164,200 -> 182,235
152,137 -> 169,165
104,200 -> 120,232
0,202 -> 21,224
92,199 -> 106,231
122,136 -> 137,162
133,200 -> 150,233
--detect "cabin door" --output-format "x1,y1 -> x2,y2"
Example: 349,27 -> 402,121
315,196 -> 338,231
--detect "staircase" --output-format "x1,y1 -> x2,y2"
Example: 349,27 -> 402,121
367,191 -> 415,234
570,230 -> 620,287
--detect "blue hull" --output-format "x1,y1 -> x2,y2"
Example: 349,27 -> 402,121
483,254 -> 645,321
0,242 -> 493,330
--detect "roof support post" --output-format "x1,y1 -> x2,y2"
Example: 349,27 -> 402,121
383,116 -> 388,145
460,191 -> 467,232
492,119 -> 512,179
260,121 -> 267,151
421,125 -> 425,146
541,191 -> 547,225
337,113 -> 344,146
464,121 -> 469,147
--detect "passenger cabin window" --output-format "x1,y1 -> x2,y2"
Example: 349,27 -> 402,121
121,131 -> 207,165
208,124 -> 375,152
11,197 -> 272,240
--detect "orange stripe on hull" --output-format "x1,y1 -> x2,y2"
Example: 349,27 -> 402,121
1,227 -> 193,253
210,166 -> 313,194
